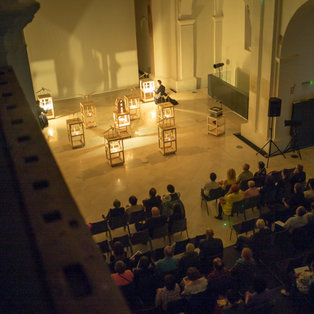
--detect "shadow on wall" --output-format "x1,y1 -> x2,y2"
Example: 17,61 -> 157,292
235,68 -> 250,93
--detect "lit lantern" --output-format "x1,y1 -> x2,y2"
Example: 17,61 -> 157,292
66,118 -> 85,148
37,91 -> 54,119
158,125 -> 177,155
80,101 -> 96,128
104,127 -> 125,167
124,94 -> 141,120
113,98 -> 131,137
157,102 -> 175,127
140,78 -> 155,102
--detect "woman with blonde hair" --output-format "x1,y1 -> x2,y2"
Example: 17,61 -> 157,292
220,168 -> 237,191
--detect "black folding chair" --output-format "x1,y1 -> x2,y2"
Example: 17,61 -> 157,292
191,234 -> 206,248
129,229 -> 152,251
168,218 -> 189,244
128,210 -> 146,224
107,214 -> 130,235
174,238 -> 191,255
232,199 -> 247,220
151,223 -> 169,248
231,218 -> 256,240
88,219 -> 111,240
111,234 -> 133,255
201,187 -> 225,215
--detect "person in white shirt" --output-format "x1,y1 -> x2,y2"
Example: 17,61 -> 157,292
202,172 -> 219,199
283,206 -> 308,233
304,179 -> 314,201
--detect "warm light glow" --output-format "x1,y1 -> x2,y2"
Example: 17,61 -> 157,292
48,128 -> 54,137
110,140 -> 121,153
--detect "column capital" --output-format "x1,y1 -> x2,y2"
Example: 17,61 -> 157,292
177,19 -> 195,26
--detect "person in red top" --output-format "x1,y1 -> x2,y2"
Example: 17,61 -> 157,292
111,260 -> 134,286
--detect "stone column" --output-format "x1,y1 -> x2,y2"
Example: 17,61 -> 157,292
0,1 -> 40,109
241,0 -> 281,149
212,0 -> 223,63
175,18 -> 197,91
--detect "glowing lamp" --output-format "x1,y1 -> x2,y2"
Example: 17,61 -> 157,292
80,101 -> 96,128
104,127 -> 125,166
157,102 -> 175,127
140,78 -> 155,102
158,126 -> 177,155
38,93 -> 54,119
66,118 -> 85,148
124,94 -> 141,120
113,98 -> 131,137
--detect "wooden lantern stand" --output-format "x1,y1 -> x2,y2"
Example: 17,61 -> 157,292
80,101 -> 97,128
207,107 -> 225,136
140,78 -> 155,102
104,127 -> 125,167
113,98 -> 131,138
157,102 -> 175,127
36,87 -> 55,119
66,118 -> 85,149
124,94 -> 141,120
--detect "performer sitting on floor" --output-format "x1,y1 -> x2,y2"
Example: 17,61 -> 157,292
154,80 -> 179,105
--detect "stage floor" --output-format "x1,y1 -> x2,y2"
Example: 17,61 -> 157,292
44,88 -> 314,248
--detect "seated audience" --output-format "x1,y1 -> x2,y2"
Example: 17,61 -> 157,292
223,290 -> 245,314
304,178 -> 314,202
106,199 -> 125,220
181,267 -> 208,296
283,183 -> 307,214
156,246 -> 178,275
305,202 -> 314,224
253,161 -> 266,187
168,203 -> 185,231
133,256 -> 157,306
290,164 -> 306,190
259,174 -> 277,204
202,172 -> 219,199
178,243 -> 200,279
126,195 -> 144,217
142,187 -> 162,217
111,260 -> 134,287
136,207 -> 167,237
109,241 -> 130,273
243,180 -> 260,198
235,219 -> 271,252
231,248 -> 256,293
245,276 -> 273,309
215,184 -> 243,220
155,274 -> 181,312
162,184 -> 185,218
220,168 -> 236,190
236,163 -> 253,186
282,206 -> 308,233
199,229 -> 223,261
277,169 -> 292,200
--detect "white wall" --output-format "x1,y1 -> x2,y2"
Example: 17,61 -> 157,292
221,0 -> 251,92
276,1 -> 314,141
24,0 -> 139,100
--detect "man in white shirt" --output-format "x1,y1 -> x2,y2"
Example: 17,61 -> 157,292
304,179 -> 314,201
283,206 -> 308,233
202,172 -> 219,199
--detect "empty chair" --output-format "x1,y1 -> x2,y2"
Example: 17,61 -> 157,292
245,195 -> 261,214
169,218 -> 189,243
231,218 -> 256,240
232,199 -> 247,220
151,223 -> 169,246
129,229 -> 152,251
88,219 -> 111,239
106,214 -> 130,235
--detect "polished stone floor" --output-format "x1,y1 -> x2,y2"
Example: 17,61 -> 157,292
44,88 -> 314,248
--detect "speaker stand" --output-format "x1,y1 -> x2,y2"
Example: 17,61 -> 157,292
283,126 -> 302,159
256,116 -> 286,167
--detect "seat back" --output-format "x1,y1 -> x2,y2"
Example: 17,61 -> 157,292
88,220 -> 109,235
209,187 -> 225,200
130,229 -> 150,246
108,214 -> 128,230
111,234 -> 132,250
174,239 -> 191,255
169,218 -> 187,235
128,210 -> 146,224
151,223 -> 168,239
192,234 -> 206,248
240,219 -> 256,234
97,240 -> 111,254
245,195 -> 260,209
232,199 -> 246,215
240,179 -> 249,191
151,247 -> 164,262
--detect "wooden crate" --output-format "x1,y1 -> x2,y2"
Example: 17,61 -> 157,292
66,118 -> 85,148
158,125 -> 177,155
80,101 -> 96,128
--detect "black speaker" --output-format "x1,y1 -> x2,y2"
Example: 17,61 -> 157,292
268,97 -> 281,117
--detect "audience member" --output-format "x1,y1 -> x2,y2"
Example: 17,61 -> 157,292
277,169 -> 292,200
290,164 -> 306,190
178,243 -> 200,279
199,229 -> 223,262
168,203 -> 185,231
156,246 -> 178,275
220,168 -> 236,190
109,241 -> 130,273
155,274 -> 181,312
236,163 -> 253,185
305,202 -> 314,224
133,256 -> 157,306
235,219 -> 271,252
245,276 -> 272,309
215,184 -> 243,220
142,187 -> 162,217
259,174 -> 277,204
106,199 -> 125,221
223,290 -> 245,314
136,207 -> 167,237
162,184 -> 185,218
304,179 -> 314,202
282,206 -> 308,233
231,248 -> 256,293
283,183 -> 307,214
181,267 -> 208,296
202,172 -> 219,199
111,260 -> 134,287
243,180 -> 259,198
254,161 -> 266,179
126,195 -> 144,217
